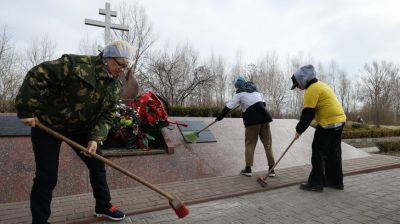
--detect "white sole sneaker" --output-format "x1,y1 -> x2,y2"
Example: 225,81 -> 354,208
240,172 -> 252,177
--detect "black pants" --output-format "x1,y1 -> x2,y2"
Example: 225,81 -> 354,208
30,127 -> 111,224
307,124 -> 344,187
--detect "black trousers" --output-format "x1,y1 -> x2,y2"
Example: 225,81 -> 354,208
307,124 -> 344,186
30,127 -> 111,224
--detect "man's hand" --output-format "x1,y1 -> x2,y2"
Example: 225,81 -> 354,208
81,140 -> 97,157
20,117 -> 38,127
294,132 -> 301,140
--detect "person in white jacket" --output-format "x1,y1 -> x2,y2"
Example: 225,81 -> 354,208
216,77 -> 276,177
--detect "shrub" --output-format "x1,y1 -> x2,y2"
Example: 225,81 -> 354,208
169,106 -> 242,118
376,141 -> 400,153
342,128 -> 400,139
351,122 -> 367,129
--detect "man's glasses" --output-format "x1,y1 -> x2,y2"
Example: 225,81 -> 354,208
113,58 -> 129,69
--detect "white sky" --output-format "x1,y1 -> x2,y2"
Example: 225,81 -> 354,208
2,0 -> 400,76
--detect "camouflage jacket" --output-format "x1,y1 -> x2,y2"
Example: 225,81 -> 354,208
16,54 -> 122,141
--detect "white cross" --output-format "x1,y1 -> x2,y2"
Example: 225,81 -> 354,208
85,2 -> 129,45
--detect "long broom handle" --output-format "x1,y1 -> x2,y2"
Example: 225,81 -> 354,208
196,120 -> 217,134
264,137 -> 296,178
196,105 -> 241,134
36,122 -> 176,201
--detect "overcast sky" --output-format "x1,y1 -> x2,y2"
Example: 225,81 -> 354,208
2,0 -> 400,76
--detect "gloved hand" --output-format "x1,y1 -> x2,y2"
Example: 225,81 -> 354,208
216,106 -> 231,121
216,114 -> 225,121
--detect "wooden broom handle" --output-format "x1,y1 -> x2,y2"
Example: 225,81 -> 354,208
265,137 -> 296,177
197,105 -> 240,134
196,120 -> 217,133
35,122 -> 175,201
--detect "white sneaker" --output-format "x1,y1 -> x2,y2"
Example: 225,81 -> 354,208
268,170 -> 276,177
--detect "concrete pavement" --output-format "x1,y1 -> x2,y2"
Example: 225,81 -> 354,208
95,168 -> 400,224
1,154 -> 399,223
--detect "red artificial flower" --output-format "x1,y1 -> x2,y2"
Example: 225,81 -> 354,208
146,114 -> 154,123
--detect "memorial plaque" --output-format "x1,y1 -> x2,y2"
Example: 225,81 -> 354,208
177,120 -> 217,143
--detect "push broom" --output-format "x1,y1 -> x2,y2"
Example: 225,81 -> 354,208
257,137 -> 296,187
182,120 -> 217,144
182,106 -> 240,144
36,122 -> 189,218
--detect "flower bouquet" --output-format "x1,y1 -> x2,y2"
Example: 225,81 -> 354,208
112,91 -> 169,150
112,102 -> 141,149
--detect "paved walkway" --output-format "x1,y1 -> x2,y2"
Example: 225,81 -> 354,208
1,154 -> 399,223
106,168 -> 400,224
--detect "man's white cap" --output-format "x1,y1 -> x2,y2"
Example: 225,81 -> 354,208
103,40 -> 133,59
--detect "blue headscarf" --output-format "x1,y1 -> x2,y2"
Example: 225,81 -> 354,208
234,77 -> 259,93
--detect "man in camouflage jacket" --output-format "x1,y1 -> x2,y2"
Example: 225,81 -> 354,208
16,40 -> 132,223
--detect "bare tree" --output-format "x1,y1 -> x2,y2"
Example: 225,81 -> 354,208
251,53 -> 287,118
322,60 -> 340,93
78,33 -> 101,55
337,70 -> 351,113
210,55 -> 227,107
390,77 -> 400,124
359,61 -> 399,124
21,35 -> 56,72
139,45 -> 214,106
0,25 -> 22,111
114,1 -> 155,84
282,53 -> 314,118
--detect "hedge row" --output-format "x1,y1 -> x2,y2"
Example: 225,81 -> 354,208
342,129 -> 400,139
168,106 -> 242,118
376,141 -> 400,153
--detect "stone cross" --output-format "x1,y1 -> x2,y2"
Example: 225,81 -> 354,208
85,2 -> 129,45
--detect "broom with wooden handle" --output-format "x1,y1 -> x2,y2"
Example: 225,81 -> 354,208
257,137 -> 296,187
182,106 -> 240,143
182,120 -> 217,143
35,122 -> 189,218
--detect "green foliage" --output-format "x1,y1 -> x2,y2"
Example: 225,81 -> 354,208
376,141 -> 400,153
169,106 -> 242,118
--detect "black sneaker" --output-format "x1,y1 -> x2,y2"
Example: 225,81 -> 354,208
240,167 -> 252,177
95,205 -> 125,221
327,183 -> 344,190
299,183 -> 323,192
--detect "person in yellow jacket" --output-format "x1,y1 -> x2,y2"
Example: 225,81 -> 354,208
291,65 -> 346,192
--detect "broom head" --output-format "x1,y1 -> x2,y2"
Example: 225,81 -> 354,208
257,177 -> 268,188
182,131 -> 199,143
169,198 -> 190,218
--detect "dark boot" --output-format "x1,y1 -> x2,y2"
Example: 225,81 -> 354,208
299,182 -> 323,192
